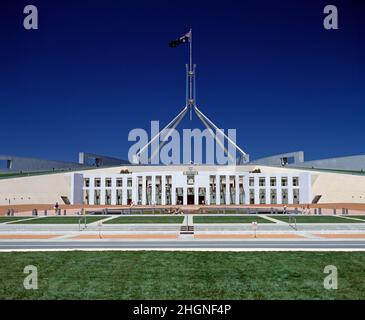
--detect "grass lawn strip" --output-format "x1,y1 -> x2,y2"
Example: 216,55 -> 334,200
270,215 -> 365,223
345,216 -> 365,221
0,251 -> 364,299
11,216 -> 106,224
0,217 -> 39,224
104,216 -> 184,224
193,216 -> 273,224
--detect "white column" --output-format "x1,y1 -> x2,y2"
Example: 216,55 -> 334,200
277,174 -> 282,204
254,175 -> 259,204
183,187 -> 187,205
216,175 -> 220,205
235,175 -> 240,205
225,175 -> 230,205
171,182 -> 176,205
161,175 -> 166,205
151,175 -> 156,205
142,176 -> 146,205
122,176 -> 128,205
100,177 -> 106,205
194,187 -> 199,205
206,176 -> 211,205
244,175 -> 249,204
265,175 -> 270,205
89,177 -> 95,205
111,177 -> 116,205
288,175 -> 293,204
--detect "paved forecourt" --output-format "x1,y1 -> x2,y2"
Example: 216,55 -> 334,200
0,214 -> 365,246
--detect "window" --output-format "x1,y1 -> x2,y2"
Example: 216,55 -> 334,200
187,175 -> 195,185
259,189 -> 266,204
105,178 -> 112,188
259,177 -> 265,187
105,190 -> 111,205
84,178 -> 90,188
270,177 -> 276,187
270,189 -> 277,204
127,190 -> 132,204
293,177 -> 299,187
249,177 -> 254,187
249,189 -> 255,204
281,177 -> 288,187
94,190 -> 101,205
94,178 -> 101,188
127,178 -> 132,187
293,189 -> 300,204
116,190 -> 122,205
83,190 -> 89,204
282,189 -> 288,204
116,178 -> 123,187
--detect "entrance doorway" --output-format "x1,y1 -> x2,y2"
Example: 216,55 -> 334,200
176,187 -> 183,205
187,187 -> 195,205
198,187 -> 206,205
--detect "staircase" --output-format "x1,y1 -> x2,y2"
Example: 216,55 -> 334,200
180,225 -> 194,235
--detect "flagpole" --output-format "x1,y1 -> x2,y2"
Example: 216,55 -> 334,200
189,29 -> 193,120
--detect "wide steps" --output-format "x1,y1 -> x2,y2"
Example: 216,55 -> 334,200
180,225 -> 194,234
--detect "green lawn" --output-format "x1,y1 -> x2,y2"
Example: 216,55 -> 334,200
0,217 -> 35,223
347,216 -> 365,221
105,216 -> 184,224
0,251 -> 364,299
270,215 -> 365,223
11,216 -> 106,224
193,216 -> 273,224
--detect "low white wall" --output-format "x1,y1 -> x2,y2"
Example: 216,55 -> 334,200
0,173 -> 71,205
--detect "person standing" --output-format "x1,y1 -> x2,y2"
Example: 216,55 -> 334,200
54,202 -> 59,215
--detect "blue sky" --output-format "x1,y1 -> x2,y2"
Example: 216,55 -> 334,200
1,0 -> 364,163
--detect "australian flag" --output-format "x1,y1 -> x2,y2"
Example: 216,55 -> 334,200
169,31 -> 192,48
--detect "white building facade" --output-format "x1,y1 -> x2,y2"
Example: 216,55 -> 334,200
79,167 -> 311,206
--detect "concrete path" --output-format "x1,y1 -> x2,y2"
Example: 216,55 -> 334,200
1,240 -> 365,251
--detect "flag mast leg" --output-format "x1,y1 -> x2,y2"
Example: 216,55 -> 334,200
187,29 -> 194,120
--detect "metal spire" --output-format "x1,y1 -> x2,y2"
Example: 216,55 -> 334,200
133,30 -> 249,165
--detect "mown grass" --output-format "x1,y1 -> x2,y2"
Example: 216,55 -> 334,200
271,216 -> 365,223
0,217 -> 35,223
11,216 -> 106,224
0,251 -> 364,299
193,216 -> 273,224
104,216 -> 184,224
347,216 -> 365,221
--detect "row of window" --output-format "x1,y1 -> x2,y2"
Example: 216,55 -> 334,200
84,176 -> 300,188
84,187 -> 300,205
250,177 -> 299,187
249,188 -> 300,205
84,178 -> 132,188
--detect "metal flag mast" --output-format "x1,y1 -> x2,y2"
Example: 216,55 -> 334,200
134,30 -> 249,165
